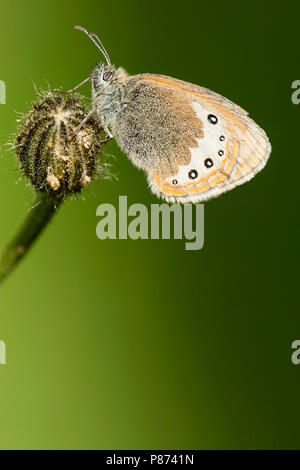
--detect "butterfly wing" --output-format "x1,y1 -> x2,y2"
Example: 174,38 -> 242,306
112,74 -> 271,203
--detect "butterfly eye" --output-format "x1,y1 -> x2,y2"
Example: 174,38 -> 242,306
103,71 -> 113,81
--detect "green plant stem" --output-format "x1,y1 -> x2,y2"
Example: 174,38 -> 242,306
0,192 -> 63,284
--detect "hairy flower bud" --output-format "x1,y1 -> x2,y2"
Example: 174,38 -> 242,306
15,92 -> 102,196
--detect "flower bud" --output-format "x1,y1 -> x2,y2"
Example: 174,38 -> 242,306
15,92 -> 102,196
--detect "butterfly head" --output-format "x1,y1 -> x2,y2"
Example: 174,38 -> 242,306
91,62 -> 114,90
91,62 -> 127,91
75,26 -> 128,115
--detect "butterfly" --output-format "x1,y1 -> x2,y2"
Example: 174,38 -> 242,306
57,26 -> 271,204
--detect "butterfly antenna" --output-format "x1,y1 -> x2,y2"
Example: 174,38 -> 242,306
74,25 -> 112,67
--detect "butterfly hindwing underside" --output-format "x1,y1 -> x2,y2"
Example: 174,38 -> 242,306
110,74 -> 271,203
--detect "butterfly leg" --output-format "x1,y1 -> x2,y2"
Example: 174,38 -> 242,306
52,77 -> 91,94
99,122 -> 113,144
69,110 -> 113,145
104,125 -> 113,138
70,108 -> 96,139
100,134 -> 113,145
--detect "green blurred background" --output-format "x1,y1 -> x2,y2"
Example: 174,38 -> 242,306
0,0 -> 299,450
